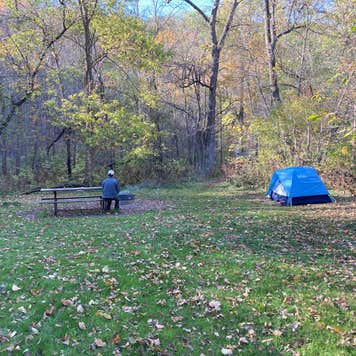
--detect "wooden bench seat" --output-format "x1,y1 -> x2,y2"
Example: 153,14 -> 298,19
41,195 -> 102,202
40,198 -> 102,204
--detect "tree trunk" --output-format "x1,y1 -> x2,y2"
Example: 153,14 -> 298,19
73,141 -> 77,168
32,141 -> 39,171
79,0 -> 97,95
183,0 -> 240,175
297,28 -> 309,96
66,137 -> 72,180
203,45 -> 220,174
15,135 -> 21,175
79,0 -> 97,183
52,46 -> 73,180
0,139 -> 8,175
264,0 -> 281,105
84,147 -> 90,185
153,118 -> 164,179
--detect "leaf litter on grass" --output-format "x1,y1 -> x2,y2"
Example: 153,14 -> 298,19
0,184 -> 354,354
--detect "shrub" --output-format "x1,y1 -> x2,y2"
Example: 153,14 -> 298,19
222,157 -> 262,189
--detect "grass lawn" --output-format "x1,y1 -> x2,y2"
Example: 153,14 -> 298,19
0,183 -> 354,355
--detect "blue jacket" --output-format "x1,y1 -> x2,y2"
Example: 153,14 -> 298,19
102,177 -> 120,198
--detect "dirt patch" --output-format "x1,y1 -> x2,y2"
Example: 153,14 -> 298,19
21,199 -> 172,219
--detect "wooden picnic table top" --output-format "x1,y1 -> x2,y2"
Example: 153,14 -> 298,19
40,186 -> 102,192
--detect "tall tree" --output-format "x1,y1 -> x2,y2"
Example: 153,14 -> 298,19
263,0 -> 281,104
78,0 -> 97,95
171,0 -> 242,174
0,0 -> 73,137
263,0 -> 307,107
78,0 -> 98,184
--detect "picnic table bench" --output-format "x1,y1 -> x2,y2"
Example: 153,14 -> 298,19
40,186 -> 103,216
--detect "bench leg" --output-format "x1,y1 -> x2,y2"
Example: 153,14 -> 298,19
54,192 -> 58,216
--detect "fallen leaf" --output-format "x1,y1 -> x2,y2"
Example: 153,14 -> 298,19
291,321 -> 300,333
18,306 -> 27,313
8,331 -> 17,338
102,266 -> 110,273
96,311 -> 112,319
316,322 -> 325,330
62,334 -> 70,345
113,333 -> 120,344
157,299 -> 166,306
31,288 -> 42,296
12,285 -> 21,292
95,338 -> 106,347
326,325 -> 342,334
272,329 -> 283,337
208,300 -> 221,312
6,344 -> 19,352
147,337 -> 160,346
239,337 -> 248,345
45,305 -> 55,316
61,299 -> 73,306
78,322 -> 86,330
248,329 -> 256,340
122,306 -> 134,313
31,327 -> 39,335
77,304 -> 84,313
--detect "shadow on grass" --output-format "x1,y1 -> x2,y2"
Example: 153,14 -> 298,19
40,207 -> 104,218
332,195 -> 355,203
35,199 -> 170,218
225,212 -> 355,265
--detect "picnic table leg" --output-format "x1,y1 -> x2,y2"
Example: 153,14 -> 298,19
54,191 -> 58,216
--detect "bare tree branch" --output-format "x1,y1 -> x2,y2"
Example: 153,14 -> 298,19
161,98 -> 196,121
277,24 -> 305,39
218,0 -> 242,48
182,0 -> 209,23
47,128 -> 67,155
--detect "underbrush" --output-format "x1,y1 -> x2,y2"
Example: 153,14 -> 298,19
222,156 -> 355,196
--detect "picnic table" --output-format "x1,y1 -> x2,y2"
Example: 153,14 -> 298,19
40,186 -> 103,216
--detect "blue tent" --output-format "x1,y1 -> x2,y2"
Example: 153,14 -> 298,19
266,167 -> 334,206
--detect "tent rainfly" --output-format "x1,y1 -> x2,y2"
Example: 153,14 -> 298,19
266,166 -> 334,206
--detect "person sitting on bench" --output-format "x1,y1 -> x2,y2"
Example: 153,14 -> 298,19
102,170 -> 120,212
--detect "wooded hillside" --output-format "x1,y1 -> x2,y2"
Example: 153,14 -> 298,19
0,0 -> 354,191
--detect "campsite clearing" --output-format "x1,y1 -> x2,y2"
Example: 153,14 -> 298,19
0,183 -> 354,355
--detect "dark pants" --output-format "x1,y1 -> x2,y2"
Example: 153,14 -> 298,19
103,198 -> 120,211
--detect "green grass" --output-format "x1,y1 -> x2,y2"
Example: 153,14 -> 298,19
0,183 -> 354,355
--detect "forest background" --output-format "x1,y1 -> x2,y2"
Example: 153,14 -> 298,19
0,0 -> 354,193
